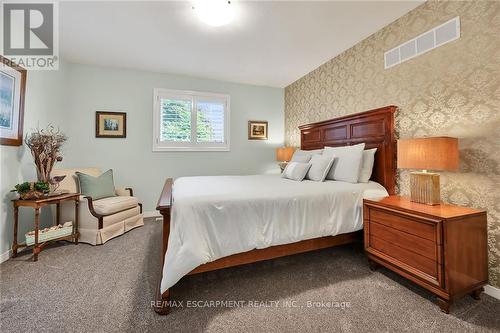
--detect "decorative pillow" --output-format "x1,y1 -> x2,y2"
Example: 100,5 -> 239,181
306,155 -> 336,182
323,143 -> 366,183
290,149 -> 323,163
281,162 -> 312,181
358,148 -> 377,183
75,169 -> 116,200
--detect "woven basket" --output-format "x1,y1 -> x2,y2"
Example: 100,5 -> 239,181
25,223 -> 73,246
19,182 -> 47,200
20,190 -> 46,200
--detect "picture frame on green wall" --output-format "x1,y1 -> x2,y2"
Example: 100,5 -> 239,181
0,55 -> 27,146
95,111 -> 127,138
248,120 -> 268,140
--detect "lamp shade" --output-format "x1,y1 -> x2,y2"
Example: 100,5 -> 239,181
397,137 -> 459,171
276,147 -> 295,162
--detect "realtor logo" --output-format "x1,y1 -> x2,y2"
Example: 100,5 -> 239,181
1,1 -> 59,70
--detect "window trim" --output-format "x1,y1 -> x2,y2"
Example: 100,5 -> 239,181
153,88 -> 230,152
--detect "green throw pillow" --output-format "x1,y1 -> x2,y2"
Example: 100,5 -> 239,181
76,169 -> 116,200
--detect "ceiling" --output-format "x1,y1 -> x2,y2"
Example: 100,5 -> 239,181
60,1 -> 423,88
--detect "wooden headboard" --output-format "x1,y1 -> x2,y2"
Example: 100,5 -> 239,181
298,105 -> 397,195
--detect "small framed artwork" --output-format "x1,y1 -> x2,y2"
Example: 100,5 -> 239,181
248,121 -> 268,140
95,111 -> 127,138
1,56 -> 27,146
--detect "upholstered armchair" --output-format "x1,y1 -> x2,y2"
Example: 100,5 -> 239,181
51,168 -> 144,245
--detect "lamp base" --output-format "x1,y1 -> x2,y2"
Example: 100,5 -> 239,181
410,172 -> 440,205
278,162 -> 288,173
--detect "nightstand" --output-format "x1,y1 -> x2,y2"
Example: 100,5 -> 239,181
363,196 -> 488,313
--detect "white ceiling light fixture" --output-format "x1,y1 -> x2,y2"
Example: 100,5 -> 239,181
193,0 -> 234,27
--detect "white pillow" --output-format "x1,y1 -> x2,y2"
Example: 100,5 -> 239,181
282,162 -> 312,181
290,149 -> 323,163
323,143 -> 366,183
358,148 -> 377,183
306,155 -> 336,182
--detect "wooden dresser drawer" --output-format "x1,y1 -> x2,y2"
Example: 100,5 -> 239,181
369,208 -> 441,243
369,222 -> 437,261
369,236 -> 439,279
365,207 -> 444,287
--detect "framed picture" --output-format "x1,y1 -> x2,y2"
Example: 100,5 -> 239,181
95,111 -> 127,138
248,120 -> 268,140
1,56 -> 27,146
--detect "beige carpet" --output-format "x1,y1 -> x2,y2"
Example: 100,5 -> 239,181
1,219 -> 499,332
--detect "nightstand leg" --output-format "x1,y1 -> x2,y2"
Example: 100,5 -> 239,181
436,297 -> 450,314
74,199 -> 79,245
471,287 -> 484,300
33,208 -> 40,262
13,206 -> 19,258
368,259 -> 379,271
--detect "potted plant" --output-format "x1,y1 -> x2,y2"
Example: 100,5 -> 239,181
11,181 -> 50,200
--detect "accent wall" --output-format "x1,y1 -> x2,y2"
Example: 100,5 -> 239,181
284,1 -> 500,287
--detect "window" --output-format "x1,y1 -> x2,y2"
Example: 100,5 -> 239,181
153,89 -> 230,151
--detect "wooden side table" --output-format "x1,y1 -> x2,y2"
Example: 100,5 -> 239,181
13,193 -> 80,261
363,195 -> 488,313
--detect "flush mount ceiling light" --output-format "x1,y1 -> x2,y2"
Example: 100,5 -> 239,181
193,0 -> 234,27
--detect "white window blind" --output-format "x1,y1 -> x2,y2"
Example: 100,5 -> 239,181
153,89 -> 230,151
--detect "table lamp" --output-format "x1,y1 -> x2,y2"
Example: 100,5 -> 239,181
397,137 -> 459,205
276,147 -> 295,172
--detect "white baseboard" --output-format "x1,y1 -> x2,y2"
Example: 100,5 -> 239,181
143,210 -> 161,219
0,249 -> 12,264
484,284 -> 500,300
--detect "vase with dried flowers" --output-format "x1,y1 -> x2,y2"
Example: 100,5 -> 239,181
25,125 -> 67,195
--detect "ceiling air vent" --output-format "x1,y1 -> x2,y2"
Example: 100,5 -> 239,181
384,16 -> 460,69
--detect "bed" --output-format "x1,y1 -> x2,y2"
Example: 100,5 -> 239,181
154,105 -> 397,314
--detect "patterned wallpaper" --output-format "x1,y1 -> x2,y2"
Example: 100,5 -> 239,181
285,1 -> 500,287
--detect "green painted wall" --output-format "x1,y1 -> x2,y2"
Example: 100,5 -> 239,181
0,62 -> 284,258
0,64 -> 68,258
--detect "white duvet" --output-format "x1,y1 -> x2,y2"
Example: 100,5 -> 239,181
160,174 -> 388,292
